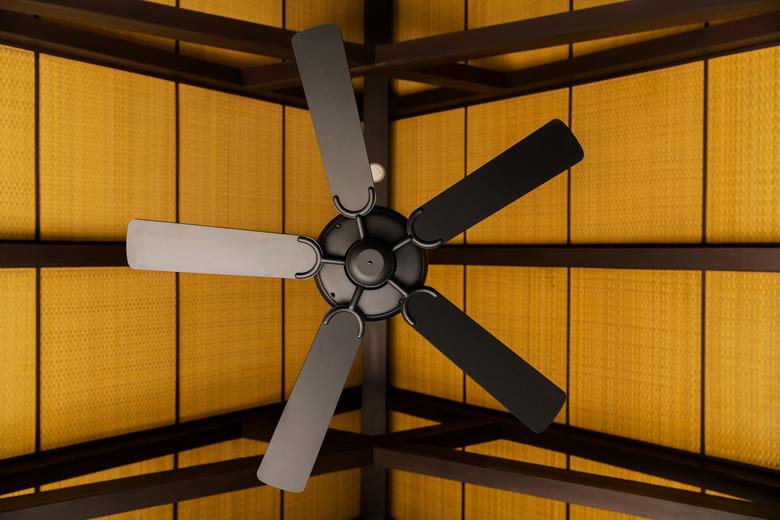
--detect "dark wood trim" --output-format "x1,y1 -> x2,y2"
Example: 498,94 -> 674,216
0,446 -> 371,520
387,388 -> 780,505
428,244 -> 780,272
373,0 -> 780,72
373,442 -> 778,519
0,10 -> 308,108
0,387 -> 361,496
390,13 -> 780,118
0,241 -> 127,268
5,241 -> 780,273
360,1 -> 391,517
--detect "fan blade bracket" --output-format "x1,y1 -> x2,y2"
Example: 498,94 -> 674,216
407,208 -> 444,250
401,286 -> 438,326
294,236 -> 324,279
333,186 -> 376,218
323,304 -> 365,339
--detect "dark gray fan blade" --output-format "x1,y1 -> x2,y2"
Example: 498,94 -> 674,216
257,309 -> 362,492
292,24 -> 375,216
404,288 -> 565,433
409,119 -> 583,246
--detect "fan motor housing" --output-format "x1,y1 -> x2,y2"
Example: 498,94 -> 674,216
316,206 -> 427,320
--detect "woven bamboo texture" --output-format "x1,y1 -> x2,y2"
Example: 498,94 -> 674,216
570,268 -> 701,452
392,0 -> 464,95
178,439 -> 278,519
180,0 -> 281,67
0,45 -> 35,239
466,90 -> 570,244
466,440 -> 567,520
571,63 -> 704,243
707,47 -> 780,242
468,0 -> 569,71
40,268 -> 176,449
465,267 -> 567,424
389,412 -> 463,520
573,0 -> 702,57
391,109 -> 466,244
0,270 -> 36,459
39,56 -> 175,240
705,272 -> 780,469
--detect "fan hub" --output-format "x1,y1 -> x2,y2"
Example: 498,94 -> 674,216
315,206 -> 427,320
345,239 -> 395,288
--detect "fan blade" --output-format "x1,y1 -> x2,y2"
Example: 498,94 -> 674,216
409,119 -> 583,246
258,309 -> 363,492
404,288 -> 565,433
126,220 -> 321,279
292,24 -> 375,216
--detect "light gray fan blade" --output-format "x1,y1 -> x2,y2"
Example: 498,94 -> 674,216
292,24 -> 375,216
126,219 -> 321,279
257,309 -> 363,492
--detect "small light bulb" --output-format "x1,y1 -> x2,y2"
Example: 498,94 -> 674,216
370,162 -> 386,183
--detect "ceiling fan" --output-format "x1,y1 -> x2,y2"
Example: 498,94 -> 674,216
126,24 -> 583,493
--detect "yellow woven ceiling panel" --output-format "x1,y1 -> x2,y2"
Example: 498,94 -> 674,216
286,0 -> 363,41
178,439 -> 278,519
389,412 -> 462,520
284,107 -> 338,238
42,456 -> 173,520
179,275 -> 281,420
180,0 -> 281,67
569,458 -> 697,520
465,267 -> 567,424
466,90 -> 569,244
391,110 -> 465,244
0,45 -> 34,239
468,0 -> 569,71
389,265 -> 464,401
284,412 -> 361,519
393,0 -> 464,95
466,440 -> 566,519
705,272 -> 779,469
707,47 -> 780,242
570,269 -> 700,451
179,85 -> 282,232
40,268 -> 176,449
39,57 -> 175,240
284,280 -> 361,398
178,84 -> 282,421
573,0 -> 701,57
0,270 -> 35,459
570,64 -> 703,243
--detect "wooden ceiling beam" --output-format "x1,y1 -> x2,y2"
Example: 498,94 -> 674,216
374,442 -> 778,519
373,0 -> 780,71
0,10 -> 309,108
391,12 -> 780,118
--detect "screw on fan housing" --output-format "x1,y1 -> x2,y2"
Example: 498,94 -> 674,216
315,206 -> 428,321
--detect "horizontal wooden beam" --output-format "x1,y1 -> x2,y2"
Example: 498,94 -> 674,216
373,0 -> 780,72
428,244 -> 780,272
0,387 -> 361,495
387,387 -> 780,505
5,241 -> 780,272
374,442 -> 778,519
0,10 -> 309,108
0,241 -> 127,268
0,445 -> 371,520
391,12 -> 780,118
